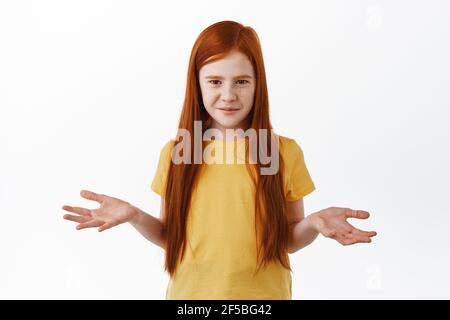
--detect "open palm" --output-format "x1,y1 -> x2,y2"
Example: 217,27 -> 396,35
62,190 -> 136,232
313,207 -> 377,245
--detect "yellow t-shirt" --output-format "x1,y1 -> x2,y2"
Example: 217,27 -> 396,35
150,135 -> 315,299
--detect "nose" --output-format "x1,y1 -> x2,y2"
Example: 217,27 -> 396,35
220,83 -> 237,102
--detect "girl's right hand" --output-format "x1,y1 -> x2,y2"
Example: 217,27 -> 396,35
62,190 -> 137,232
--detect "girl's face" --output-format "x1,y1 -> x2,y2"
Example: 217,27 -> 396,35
199,51 -> 256,135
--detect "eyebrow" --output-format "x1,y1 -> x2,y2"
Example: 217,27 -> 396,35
204,75 -> 253,80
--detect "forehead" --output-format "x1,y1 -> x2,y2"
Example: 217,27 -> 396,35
199,51 -> 254,78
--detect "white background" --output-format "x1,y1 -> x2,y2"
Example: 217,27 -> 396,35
1,0 -> 449,299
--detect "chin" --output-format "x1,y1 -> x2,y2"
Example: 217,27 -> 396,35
216,119 -> 243,129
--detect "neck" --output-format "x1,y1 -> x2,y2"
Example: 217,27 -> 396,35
209,118 -> 251,141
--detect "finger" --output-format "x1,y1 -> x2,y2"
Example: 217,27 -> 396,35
345,209 -> 370,220
346,233 -> 373,245
352,237 -> 372,244
62,205 -> 92,216
344,223 -> 377,237
76,219 -> 103,230
352,228 -> 377,237
339,236 -> 369,246
80,190 -> 106,203
338,236 -> 355,246
336,232 -> 367,245
63,214 -> 92,223
98,222 -> 114,232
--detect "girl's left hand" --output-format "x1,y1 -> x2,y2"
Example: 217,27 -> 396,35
309,207 -> 378,245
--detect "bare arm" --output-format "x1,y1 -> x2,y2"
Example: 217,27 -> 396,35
288,214 -> 320,253
286,198 -> 319,253
128,200 -> 166,250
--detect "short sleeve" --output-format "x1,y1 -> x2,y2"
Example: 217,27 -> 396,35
283,138 -> 316,202
150,140 -> 175,196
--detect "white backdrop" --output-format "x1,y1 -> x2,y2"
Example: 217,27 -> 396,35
1,0 -> 449,299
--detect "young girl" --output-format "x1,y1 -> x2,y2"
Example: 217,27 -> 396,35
62,20 -> 377,300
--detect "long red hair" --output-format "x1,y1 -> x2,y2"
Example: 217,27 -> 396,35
161,20 -> 291,277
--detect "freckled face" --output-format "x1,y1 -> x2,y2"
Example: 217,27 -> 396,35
199,51 -> 256,132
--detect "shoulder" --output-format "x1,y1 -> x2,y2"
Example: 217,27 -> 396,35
158,139 -> 177,156
154,139 -> 178,170
278,134 -> 304,160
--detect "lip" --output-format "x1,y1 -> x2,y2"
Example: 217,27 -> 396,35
218,107 -> 240,114
219,109 -> 239,115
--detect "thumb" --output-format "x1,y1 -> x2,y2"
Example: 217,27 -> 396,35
345,209 -> 370,219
